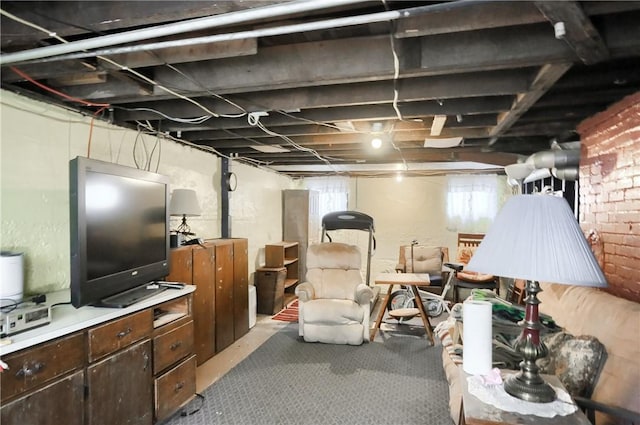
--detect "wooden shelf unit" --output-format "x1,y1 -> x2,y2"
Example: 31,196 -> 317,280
265,242 -> 299,289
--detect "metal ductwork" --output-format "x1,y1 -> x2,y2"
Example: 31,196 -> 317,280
526,149 -> 580,169
552,167 -> 579,181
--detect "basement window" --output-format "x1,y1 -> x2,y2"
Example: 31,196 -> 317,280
304,177 -> 349,222
446,174 -> 499,233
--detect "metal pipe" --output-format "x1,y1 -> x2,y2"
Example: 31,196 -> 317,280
552,167 -> 579,181
526,149 -> 580,169
22,9 -> 409,64
0,0 -> 367,66
1,0 -> 491,66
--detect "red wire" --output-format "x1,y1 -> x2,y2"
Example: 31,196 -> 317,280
10,66 -> 111,157
9,66 -> 110,108
87,107 -> 108,157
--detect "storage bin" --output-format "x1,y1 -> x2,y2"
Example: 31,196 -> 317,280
255,267 -> 287,314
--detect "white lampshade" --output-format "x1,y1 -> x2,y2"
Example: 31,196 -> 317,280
466,194 -> 606,287
169,189 -> 201,217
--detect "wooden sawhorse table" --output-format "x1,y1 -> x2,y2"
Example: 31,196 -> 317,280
371,273 -> 435,345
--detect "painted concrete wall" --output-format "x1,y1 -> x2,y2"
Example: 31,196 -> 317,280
0,90 -> 292,295
349,176 -> 510,281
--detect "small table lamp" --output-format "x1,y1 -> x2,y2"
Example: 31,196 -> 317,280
169,189 -> 201,235
465,193 -> 607,403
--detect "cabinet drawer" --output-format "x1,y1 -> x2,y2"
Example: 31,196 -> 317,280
154,355 -> 196,422
153,320 -> 194,374
0,332 -> 84,403
88,309 -> 153,362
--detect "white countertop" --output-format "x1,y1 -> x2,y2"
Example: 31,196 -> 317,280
0,285 -> 195,356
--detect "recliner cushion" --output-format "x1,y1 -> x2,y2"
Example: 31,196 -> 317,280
302,299 -> 364,325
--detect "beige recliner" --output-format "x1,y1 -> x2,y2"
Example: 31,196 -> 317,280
295,242 -> 374,345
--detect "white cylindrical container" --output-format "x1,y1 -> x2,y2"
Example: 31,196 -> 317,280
248,285 -> 257,328
462,300 -> 493,375
1,251 -> 24,305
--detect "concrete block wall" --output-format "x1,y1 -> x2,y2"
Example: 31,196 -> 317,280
577,91 -> 640,302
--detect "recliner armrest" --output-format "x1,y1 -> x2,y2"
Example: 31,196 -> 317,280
354,284 -> 374,305
295,282 -> 315,302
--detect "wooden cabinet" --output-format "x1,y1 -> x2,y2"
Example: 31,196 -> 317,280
231,238 -> 249,343
0,333 -> 85,425
283,189 -> 319,282
211,238 -> 249,353
166,238 -> 249,361
166,243 -> 216,364
0,292 -> 195,425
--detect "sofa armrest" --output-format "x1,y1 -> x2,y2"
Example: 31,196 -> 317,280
295,282 -> 315,302
574,396 -> 640,424
354,284 -> 374,305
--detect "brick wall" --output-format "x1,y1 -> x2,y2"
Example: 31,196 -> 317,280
577,91 -> 640,303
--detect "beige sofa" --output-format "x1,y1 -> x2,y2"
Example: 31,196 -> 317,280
438,283 -> 640,424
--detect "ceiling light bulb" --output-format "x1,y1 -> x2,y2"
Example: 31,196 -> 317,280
396,172 -> 403,182
371,138 -> 382,149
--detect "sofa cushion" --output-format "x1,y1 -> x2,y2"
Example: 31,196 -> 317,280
539,331 -> 607,398
539,283 -> 640,415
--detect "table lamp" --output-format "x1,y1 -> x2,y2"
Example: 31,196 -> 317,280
465,193 -> 607,403
169,189 -> 201,235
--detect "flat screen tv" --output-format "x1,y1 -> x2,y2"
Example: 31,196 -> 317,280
69,156 -> 170,308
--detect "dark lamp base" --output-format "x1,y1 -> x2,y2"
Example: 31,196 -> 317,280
504,370 -> 556,403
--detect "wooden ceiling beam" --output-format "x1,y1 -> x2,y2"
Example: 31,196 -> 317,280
535,1 -> 609,65
108,67 -> 531,112
396,2 -> 544,38
489,62 -> 572,138
153,25 -> 579,95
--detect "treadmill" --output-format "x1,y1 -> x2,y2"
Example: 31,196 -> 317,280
321,211 -> 376,286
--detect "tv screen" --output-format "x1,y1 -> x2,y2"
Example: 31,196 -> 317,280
70,156 -> 170,308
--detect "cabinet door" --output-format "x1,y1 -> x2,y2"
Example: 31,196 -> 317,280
214,241 -> 235,352
192,244 -> 216,364
0,370 -> 84,425
166,246 -> 194,284
86,339 -> 153,425
233,238 -> 249,340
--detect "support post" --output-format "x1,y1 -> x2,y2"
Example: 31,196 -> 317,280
221,156 -> 231,238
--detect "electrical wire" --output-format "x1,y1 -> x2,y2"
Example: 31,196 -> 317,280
381,0 -> 404,123
9,66 -> 110,108
113,107 -> 214,124
1,6 -> 349,173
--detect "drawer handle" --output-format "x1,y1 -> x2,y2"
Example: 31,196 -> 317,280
174,381 -> 184,392
16,361 -> 45,378
116,328 -> 132,338
170,341 -> 182,351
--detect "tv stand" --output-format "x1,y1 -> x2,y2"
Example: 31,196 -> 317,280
98,284 -> 167,308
